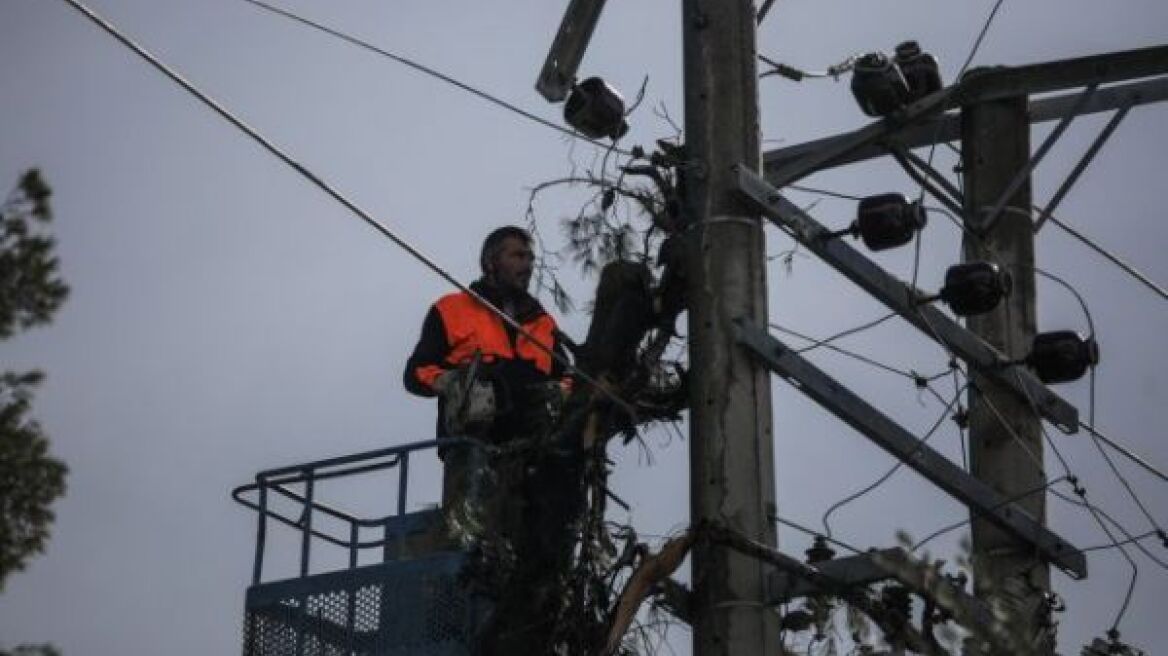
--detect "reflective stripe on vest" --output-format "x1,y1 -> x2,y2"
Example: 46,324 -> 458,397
433,291 -> 556,374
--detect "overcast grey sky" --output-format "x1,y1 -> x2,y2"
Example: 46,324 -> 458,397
1,0 -> 1165,654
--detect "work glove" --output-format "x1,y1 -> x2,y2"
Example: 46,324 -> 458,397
437,367 -> 497,436
431,369 -> 458,395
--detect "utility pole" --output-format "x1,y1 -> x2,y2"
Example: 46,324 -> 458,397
682,1 -> 780,654
961,95 -> 1053,653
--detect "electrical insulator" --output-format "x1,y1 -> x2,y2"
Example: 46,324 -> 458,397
1026,331 -> 1099,384
850,52 -> 910,117
805,536 -> 835,564
893,41 -> 942,102
564,77 -> 629,140
854,193 -> 927,251
940,261 -> 1011,316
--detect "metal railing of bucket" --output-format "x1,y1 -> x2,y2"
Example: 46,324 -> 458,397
232,437 -> 478,585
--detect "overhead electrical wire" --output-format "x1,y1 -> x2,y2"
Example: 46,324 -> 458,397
911,476 -> 1068,552
770,322 -> 935,382
985,356 -> 1143,632
1003,206 -> 1167,302
1051,488 -> 1168,570
65,0 -> 1164,642
793,312 -> 898,356
1077,421 -> 1168,485
768,0 -> 1161,635
243,0 -> 646,162
59,0 -> 638,418
820,381 -> 967,537
240,0 -> 634,156
1080,530 -> 1164,555
785,183 -> 1166,304
909,303 -> 1146,632
780,141 -> 1160,634
770,513 -> 865,556
912,200 -> 1165,487
912,0 -> 1007,206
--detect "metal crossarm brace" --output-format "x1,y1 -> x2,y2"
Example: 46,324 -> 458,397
735,165 -> 1080,433
763,74 -> 1168,180
767,548 -> 996,635
734,319 -> 1088,578
763,45 -> 1168,186
953,44 -> 1168,105
977,84 -> 1098,232
769,549 -> 901,603
535,0 -> 609,102
764,87 -> 951,189
1034,101 -> 1133,233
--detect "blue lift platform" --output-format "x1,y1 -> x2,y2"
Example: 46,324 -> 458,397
232,439 -> 483,655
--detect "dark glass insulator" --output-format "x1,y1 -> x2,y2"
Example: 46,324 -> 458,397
1027,331 -> 1100,384
851,52 -> 910,117
564,77 -> 629,140
805,536 -> 836,564
940,261 -> 1010,316
855,193 -> 927,251
894,40 -> 943,102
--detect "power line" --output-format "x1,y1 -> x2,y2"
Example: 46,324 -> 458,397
1077,421 -> 1168,485
1085,366 -> 1166,538
240,0 -> 635,157
1080,530 -> 1163,554
59,0 -> 637,418
911,476 -> 1067,552
914,0 -> 1007,207
793,312 -> 898,356
785,171 -> 1152,629
1052,489 -> 1168,570
1004,206 -> 1168,301
769,322 -> 921,381
1050,488 -> 1140,631
820,381 -> 967,537
786,184 -> 865,202
770,513 -> 864,556
919,205 -> 1166,494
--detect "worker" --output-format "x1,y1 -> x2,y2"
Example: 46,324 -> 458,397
403,223 -> 573,439
403,225 -> 576,653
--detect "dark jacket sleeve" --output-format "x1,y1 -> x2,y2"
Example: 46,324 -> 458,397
403,306 -> 451,397
550,328 -> 575,380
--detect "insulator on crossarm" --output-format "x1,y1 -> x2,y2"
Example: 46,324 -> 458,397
851,52 -> 910,117
564,77 -> 629,140
1025,331 -> 1099,384
893,40 -> 942,101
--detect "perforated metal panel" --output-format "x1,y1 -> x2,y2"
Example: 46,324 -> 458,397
243,552 -> 480,655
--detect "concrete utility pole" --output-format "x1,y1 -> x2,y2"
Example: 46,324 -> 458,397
961,96 -> 1053,653
682,1 -> 780,654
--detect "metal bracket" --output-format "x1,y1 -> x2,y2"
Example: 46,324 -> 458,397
763,73 -> 1168,180
886,143 -> 965,218
735,319 -> 1087,579
1034,101 -> 1133,233
769,548 -> 902,604
768,548 -> 996,636
765,87 -> 952,189
735,165 -> 1080,433
976,84 -> 1098,233
535,0 -> 610,102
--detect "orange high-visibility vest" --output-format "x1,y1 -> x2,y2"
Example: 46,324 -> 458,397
413,291 -> 558,390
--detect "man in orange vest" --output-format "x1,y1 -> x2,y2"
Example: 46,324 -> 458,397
403,225 -> 569,442
404,226 -> 576,652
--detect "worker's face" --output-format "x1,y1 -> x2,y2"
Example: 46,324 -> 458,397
489,236 -> 534,293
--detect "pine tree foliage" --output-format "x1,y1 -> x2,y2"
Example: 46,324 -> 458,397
0,169 -> 68,592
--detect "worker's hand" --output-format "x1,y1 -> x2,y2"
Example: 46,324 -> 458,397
431,369 -> 459,395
